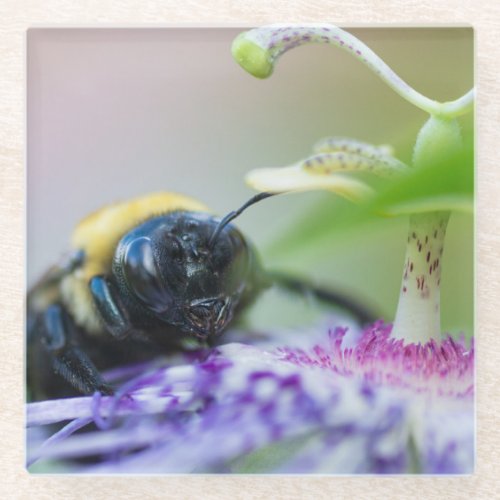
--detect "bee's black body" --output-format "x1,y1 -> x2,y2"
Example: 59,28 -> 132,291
28,192 -> 374,401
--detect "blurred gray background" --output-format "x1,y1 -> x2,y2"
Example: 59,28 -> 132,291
27,27 -> 473,335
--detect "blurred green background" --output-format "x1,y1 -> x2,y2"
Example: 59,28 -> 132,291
27,27 -> 473,337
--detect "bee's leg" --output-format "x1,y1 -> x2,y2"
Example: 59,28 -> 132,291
42,304 -> 114,396
268,271 -> 377,325
89,275 -> 135,340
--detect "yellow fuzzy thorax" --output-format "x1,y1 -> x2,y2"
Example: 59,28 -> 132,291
61,192 -> 209,334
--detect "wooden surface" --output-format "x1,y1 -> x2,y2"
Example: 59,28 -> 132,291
1,1 -> 499,498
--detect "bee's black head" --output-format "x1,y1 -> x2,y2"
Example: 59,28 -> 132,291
114,211 -> 254,339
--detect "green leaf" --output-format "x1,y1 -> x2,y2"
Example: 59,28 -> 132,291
374,139 -> 473,216
263,135 -> 473,260
229,432 -> 318,473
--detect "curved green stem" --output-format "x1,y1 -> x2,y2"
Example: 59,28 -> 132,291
439,89 -> 475,119
232,24 -> 474,119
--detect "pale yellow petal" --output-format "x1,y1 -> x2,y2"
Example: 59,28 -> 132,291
245,166 -> 374,203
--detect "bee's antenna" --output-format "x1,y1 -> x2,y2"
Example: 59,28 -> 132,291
209,192 -> 276,248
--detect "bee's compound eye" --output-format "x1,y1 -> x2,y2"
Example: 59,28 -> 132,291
123,237 -> 172,313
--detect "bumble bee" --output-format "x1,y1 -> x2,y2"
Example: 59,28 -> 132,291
28,191 -> 374,400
